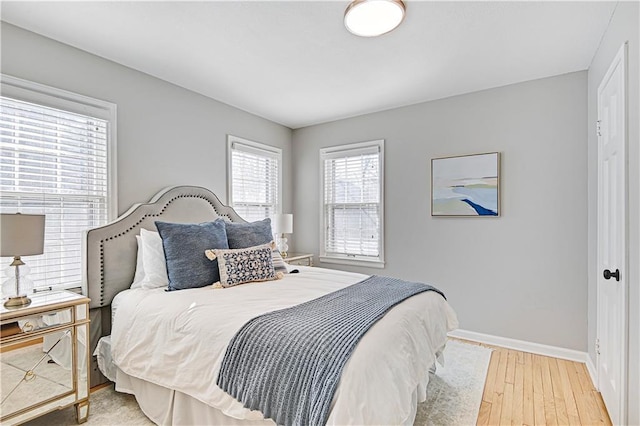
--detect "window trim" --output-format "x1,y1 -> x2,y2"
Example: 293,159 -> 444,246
1,74 -> 117,293
1,74 -> 118,221
319,139 -> 385,269
226,134 -> 283,219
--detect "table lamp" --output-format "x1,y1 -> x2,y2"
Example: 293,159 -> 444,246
1,213 -> 45,308
272,214 -> 293,258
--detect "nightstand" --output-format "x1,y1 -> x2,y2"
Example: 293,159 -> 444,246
0,291 -> 90,425
283,253 -> 313,266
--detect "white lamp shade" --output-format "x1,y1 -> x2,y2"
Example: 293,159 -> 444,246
344,0 -> 406,37
272,214 -> 293,234
0,214 -> 45,257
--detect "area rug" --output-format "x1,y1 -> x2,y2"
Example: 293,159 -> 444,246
24,339 -> 491,426
415,339 -> 492,425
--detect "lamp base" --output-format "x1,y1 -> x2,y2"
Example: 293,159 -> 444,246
276,234 -> 289,258
4,295 -> 31,308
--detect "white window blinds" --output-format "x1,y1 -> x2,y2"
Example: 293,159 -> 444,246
228,136 -> 282,223
321,140 -> 384,267
0,82 -> 115,291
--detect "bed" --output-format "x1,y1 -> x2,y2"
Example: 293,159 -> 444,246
84,185 -> 458,425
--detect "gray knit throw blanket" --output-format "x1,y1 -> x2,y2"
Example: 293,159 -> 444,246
216,275 -> 445,426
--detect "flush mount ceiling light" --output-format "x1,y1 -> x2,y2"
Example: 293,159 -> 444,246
344,0 -> 406,37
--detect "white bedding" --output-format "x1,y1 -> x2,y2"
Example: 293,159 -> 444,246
111,266 -> 458,425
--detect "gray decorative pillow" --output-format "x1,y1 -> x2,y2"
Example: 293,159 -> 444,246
271,250 -> 288,274
155,219 -> 229,291
205,242 -> 283,288
225,218 -> 288,274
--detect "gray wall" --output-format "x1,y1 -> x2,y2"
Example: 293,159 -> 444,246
586,2 -> 640,424
0,23 -> 293,216
293,72 -> 588,351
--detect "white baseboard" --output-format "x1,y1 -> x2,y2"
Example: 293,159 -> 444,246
585,355 -> 598,390
448,329 -> 594,367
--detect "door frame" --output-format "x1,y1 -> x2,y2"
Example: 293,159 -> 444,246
596,42 -> 628,425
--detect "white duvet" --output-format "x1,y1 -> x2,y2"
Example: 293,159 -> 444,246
111,267 -> 458,425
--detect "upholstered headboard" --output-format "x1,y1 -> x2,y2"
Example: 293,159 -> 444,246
84,186 -> 247,386
84,185 -> 246,309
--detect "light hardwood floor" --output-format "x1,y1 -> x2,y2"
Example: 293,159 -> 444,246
465,340 -> 612,426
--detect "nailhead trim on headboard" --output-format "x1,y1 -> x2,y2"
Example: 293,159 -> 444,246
93,187 -> 244,307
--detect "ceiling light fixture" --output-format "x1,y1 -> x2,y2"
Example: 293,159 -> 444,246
344,0 -> 406,37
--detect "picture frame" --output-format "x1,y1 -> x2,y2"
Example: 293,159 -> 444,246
431,152 -> 500,217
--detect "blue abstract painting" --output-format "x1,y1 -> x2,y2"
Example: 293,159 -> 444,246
431,152 -> 500,216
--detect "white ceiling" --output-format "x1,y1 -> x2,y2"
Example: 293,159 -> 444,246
1,1 -> 617,129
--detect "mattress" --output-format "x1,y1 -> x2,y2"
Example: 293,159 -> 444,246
108,266 -> 458,424
94,289 -> 134,382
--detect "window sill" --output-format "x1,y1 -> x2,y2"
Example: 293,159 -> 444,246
34,284 -> 83,294
319,256 -> 385,269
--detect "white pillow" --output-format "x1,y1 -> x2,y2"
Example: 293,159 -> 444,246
130,235 -> 145,289
139,228 -> 169,289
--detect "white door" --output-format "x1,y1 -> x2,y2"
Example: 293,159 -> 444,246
597,43 -> 627,425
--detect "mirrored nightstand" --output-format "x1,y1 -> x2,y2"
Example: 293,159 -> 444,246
283,253 -> 313,267
0,290 -> 90,425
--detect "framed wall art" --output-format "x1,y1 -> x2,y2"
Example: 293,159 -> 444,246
431,152 -> 500,217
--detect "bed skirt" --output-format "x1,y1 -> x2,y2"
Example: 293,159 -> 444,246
94,336 -> 426,425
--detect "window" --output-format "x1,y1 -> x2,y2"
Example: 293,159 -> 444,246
227,135 -> 282,222
0,75 -> 116,292
320,140 -> 384,268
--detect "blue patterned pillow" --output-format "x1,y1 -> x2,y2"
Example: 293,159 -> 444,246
205,242 -> 283,288
155,219 -> 228,291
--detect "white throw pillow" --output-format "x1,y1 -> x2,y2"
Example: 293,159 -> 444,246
139,228 -> 169,289
130,235 -> 145,289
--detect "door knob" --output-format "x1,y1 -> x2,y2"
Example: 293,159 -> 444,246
603,269 -> 620,281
